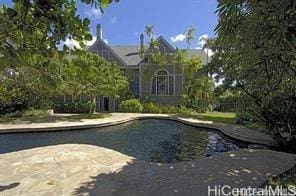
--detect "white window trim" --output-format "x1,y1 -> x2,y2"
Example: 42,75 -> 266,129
151,69 -> 175,96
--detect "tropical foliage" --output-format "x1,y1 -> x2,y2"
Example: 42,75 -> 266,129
119,99 -> 144,113
0,0 -> 117,71
140,25 -> 214,112
0,0 -> 120,114
185,26 -> 195,49
0,56 -> 62,114
54,102 -> 95,114
211,0 -> 296,151
183,57 -> 215,112
60,52 -> 128,113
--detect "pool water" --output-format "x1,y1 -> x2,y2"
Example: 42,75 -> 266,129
0,119 -> 247,163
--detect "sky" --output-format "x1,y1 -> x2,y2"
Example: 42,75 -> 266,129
1,0 -> 218,49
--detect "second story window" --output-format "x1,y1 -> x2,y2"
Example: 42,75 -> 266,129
101,50 -> 110,61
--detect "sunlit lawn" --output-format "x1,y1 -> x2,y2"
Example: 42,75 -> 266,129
0,111 -> 111,124
177,112 -> 237,124
177,111 -> 267,133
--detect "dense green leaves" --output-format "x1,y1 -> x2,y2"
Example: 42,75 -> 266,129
119,99 -> 144,113
183,57 -> 215,112
0,0 -> 118,72
185,26 -> 195,49
211,0 -> 296,151
59,52 -> 128,113
0,0 -> 119,114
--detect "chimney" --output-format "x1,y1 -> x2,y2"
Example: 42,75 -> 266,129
96,24 -> 103,40
140,33 -> 144,51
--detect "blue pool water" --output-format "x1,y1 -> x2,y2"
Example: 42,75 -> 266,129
0,119 -> 247,163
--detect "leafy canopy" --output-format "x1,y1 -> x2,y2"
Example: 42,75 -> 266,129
0,0 -> 118,72
60,52 -> 128,99
211,0 -> 296,151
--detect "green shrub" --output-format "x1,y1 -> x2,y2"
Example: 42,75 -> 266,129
142,101 -> 193,114
176,106 -> 194,115
22,109 -> 48,117
142,102 -> 162,113
54,102 -> 95,114
0,84 -> 31,116
119,99 -> 143,113
161,105 -> 178,114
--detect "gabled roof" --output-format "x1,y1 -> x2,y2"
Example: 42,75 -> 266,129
157,36 -> 176,52
109,45 -> 144,66
88,36 -> 209,66
88,39 -> 128,66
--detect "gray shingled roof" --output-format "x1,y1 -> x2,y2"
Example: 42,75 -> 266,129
107,46 -> 209,66
110,45 -> 144,66
183,49 -> 209,65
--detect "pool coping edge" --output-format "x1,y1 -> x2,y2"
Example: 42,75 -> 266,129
0,115 -> 278,147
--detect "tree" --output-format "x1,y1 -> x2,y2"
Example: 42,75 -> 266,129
0,0 -> 118,72
183,56 -> 215,112
173,48 -> 187,69
145,25 -> 154,41
61,52 -> 128,113
0,0 -> 119,113
185,26 -> 195,49
211,0 -> 296,152
141,25 -> 167,79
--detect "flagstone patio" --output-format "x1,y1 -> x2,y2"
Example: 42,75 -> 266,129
0,144 -> 295,195
1,113 -> 294,195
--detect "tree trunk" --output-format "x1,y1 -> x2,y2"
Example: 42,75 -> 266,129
90,96 -> 96,114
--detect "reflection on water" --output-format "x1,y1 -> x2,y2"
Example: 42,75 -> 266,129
0,119 -> 247,163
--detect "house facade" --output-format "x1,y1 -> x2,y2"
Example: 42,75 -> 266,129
61,24 -> 209,112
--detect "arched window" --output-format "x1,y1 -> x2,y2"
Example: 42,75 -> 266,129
152,69 -> 174,96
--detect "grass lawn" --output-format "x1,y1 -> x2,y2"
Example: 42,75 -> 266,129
0,111 -> 111,124
177,112 -> 237,124
177,111 -> 267,133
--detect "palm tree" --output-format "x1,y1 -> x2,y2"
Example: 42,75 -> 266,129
149,38 -> 159,52
185,26 -> 195,49
145,25 -> 154,41
174,48 -> 187,69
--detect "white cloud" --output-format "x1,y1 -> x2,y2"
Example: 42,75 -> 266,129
85,36 -> 97,46
103,39 -> 108,44
110,17 -> 117,24
170,33 -> 186,43
196,34 -> 214,57
60,35 -> 97,50
63,38 -> 80,49
84,7 -> 102,19
198,34 -> 209,48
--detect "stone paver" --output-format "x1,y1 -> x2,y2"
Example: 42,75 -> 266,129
0,144 -> 295,195
0,113 -> 276,146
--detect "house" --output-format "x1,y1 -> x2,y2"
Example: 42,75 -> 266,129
59,24 -> 209,112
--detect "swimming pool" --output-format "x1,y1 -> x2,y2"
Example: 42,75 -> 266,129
0,119 -> 248,163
